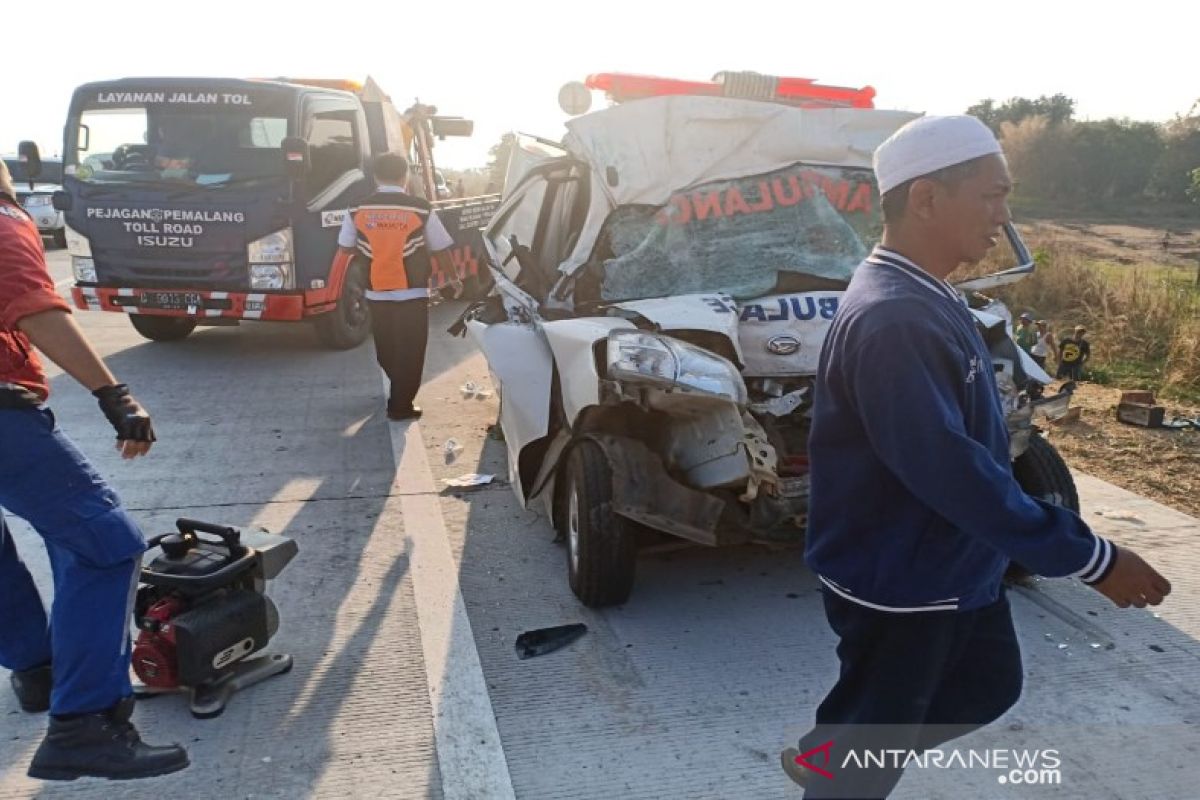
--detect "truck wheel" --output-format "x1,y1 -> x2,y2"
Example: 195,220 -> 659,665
561,440 -> 638,608
129,314 -> 196,342
52,229 -> 66,249
315,262 -> 371,349
1008,433 -> 1079,582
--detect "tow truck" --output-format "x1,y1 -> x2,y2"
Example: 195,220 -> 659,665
20,76 -> 499,348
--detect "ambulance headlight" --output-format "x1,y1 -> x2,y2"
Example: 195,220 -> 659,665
606,330 -> 747,405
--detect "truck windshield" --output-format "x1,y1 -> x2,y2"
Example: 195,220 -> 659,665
588,164 -> 881,302
72,105 -> 289,187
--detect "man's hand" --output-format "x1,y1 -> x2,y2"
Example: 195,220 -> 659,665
1091,545 -> 1171,608
93,384 -> 155,459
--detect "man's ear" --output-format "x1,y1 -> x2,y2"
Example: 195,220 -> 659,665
906,178 -> 939,221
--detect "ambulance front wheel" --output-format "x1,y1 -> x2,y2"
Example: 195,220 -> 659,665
130,314 -> 196,342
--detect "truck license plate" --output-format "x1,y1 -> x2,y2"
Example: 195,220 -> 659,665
138,291 -> 203,311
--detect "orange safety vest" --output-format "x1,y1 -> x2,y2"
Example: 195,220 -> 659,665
351,191 -> 433,292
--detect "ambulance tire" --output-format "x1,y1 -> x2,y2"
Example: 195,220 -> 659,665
1013,433 -> 1080,513
561,440 -> 637,608
129,314 -> 196,342
315,262 -> 371,350
1007,434 -> 1080,583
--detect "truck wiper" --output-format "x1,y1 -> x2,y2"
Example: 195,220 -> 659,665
197,176 -> 280,189
79,180 -> 197,200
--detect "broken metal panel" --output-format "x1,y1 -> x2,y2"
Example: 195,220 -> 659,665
465,319 -> 554,503
642,395 -> 751,490
611,293 -> 744,365
541,317 -> 637,425
748,387 -> 809,417
1006,404 -> 1035,460
526,429 -> 572,505
563,97 -> 914,208
738,412 -> 780,503
587,433 -> 725,547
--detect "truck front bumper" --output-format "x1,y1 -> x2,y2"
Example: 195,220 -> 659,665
71,286 -> 318,321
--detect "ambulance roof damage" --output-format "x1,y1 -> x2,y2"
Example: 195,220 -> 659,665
555,97 -> 918,301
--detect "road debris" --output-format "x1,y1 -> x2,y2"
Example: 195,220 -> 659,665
515,623 -> 588,659
460,380 -> 493,400
1094,508 -> 1144,523
444,473 -> 495,488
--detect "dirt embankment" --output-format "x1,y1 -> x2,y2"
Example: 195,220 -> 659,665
1043,383 -> 1200,518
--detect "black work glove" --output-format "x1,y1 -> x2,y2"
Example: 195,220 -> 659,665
93,384 -> 157,442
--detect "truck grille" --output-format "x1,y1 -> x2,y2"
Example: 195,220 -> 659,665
95,248 -> 249,291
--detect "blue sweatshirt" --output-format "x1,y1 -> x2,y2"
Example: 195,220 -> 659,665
805,247 -> 1114,612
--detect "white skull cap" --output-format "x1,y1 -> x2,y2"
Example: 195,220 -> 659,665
873,115 -> 1002,195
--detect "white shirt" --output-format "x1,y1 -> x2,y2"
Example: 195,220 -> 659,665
1031,332 -> 1053,357
338,184 -> 454,301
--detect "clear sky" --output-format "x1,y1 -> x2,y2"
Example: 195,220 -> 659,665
6,0 -> 1197,169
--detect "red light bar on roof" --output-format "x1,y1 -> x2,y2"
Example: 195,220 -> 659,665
584,72 -> 875,109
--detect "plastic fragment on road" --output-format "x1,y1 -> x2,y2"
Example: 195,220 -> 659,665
443,473 -> 495,488
460,380 -> 493,399
1094,508 -> 1144,523
515,623 -> 588,660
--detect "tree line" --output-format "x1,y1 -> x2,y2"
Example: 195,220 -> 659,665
967,95 -> 1200,206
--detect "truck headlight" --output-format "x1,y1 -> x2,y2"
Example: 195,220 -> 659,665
64,224 -> 91,257
72,257 -> 97,283
250,264 -> 290,290
247,228 -> 294,289
606,330 -> 747,405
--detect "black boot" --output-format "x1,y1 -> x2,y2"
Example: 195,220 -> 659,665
27,696 -> 189,781
10,663 -> 52,713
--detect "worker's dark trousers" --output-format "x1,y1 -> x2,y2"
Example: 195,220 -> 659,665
369,298 -> 429,414
0,407 -> 145,715
796,588 -> 1023,799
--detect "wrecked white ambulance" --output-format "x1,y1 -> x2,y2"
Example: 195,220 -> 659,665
460,91 -> 1075,607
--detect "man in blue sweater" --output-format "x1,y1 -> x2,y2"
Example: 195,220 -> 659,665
780,116 -> 1170,798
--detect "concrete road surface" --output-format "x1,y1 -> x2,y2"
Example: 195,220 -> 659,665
1,249 -> 1197,799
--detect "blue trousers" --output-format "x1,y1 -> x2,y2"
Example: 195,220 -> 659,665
798,589 -> 1023,799
0,407 -> 145,715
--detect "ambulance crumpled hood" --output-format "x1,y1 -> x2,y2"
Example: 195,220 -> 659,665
558,96 -> 918,276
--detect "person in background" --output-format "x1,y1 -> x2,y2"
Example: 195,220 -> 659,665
338,153 -> 462,421
1030,319 -> 1057,370
1013,311 -> 1037,355
1056,324 -> 1091,384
